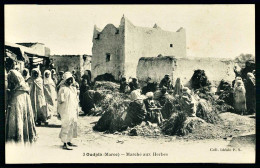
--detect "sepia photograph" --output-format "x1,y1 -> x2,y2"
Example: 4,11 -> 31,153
4,4 -> 255,164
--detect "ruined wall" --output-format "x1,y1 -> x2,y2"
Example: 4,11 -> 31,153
51,55 -> 81,80
124,19 -> 186,79
174,58 -> 235,87
91,22 -> 125,81
137,56 -> 176,87
137,56 -> 235,87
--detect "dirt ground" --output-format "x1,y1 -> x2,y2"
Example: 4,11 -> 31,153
5,112 -> 255,164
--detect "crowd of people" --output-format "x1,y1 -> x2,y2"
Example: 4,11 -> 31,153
232,61 -> 256,115
119,75 -> 197,127
5,60 -> 255,150
118,61 -> 256,127
5,62 -> 92,150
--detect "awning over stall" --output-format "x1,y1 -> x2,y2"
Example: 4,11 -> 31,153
5,42 -> 29,62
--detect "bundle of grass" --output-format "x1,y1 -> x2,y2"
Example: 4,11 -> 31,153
215,80 -> 234,112
93,96 -> 131,133
89,90 -> 130,116
128,121 -> 162,137
196,99 -> 221,124
93,108 -> 113,132
93,81 -> 120,91
161,111 -> 207,136
193,87 -> 215,102
94,73 -> 117,82
190,69 -> 211,90
181,117 -> 206,136
215,101 -> 234,113
161,111 -> 187,136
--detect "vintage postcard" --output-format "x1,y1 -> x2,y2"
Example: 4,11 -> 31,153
4,4 -> 255,164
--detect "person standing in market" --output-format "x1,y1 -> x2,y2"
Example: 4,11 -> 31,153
233,80 -> 247,115
57,71 -> 64,91
22,68 -> 31,83
245,72 -> 255,115
51,69 -> 58,85
28,68 -> 49,125
6,70 -> 37,144
57,72 -> 78,150
174,78 -> 183,96
43,70 -> 57,117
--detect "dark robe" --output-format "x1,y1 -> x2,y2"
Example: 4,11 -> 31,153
129,82 -> 139,92
142,82 -> 157,95
81,90 -> 96,115
245,78 -> 256,114
159,78 -> 173,90
79,83 -> 90,108
82,74 -> 91,86
125,100 -> 147,127
119,81 -> 128,93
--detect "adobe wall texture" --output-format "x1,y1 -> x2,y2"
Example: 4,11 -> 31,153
91,16 -> 186,81
137,56 -> 176,87
91,22 -> 125,81
51,54 -> 92,81
51,55 -> 81,81
137,56 -> 235,87
174,57 -> 235,86
124,18 -> 186,79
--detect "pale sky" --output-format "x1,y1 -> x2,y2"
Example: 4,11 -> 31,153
5,5 -> 255,58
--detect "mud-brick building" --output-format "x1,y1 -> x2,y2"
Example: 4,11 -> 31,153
91,16 -> 186,81
137,56 -> 235,87
51,54 -> 92,81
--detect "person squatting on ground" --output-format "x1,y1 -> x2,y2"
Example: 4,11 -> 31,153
142,77 -> 158,95
5,70 -> 37,144
129,78 -> 140,92
143,92 -> 164,125
57,72 -> 78,150
155,87 -> 171,107
179,87 -> 197,117
27,68 -> 49,125
81,90 -> 96,115
159,74 -> 174,90
119,76 -> 129,93
125,88 -> 147,127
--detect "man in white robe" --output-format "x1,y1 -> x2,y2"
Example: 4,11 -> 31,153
57,72 -> 78,150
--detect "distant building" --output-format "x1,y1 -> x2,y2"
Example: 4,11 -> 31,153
91,15 -> 186,81
51,54 -> 92,81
